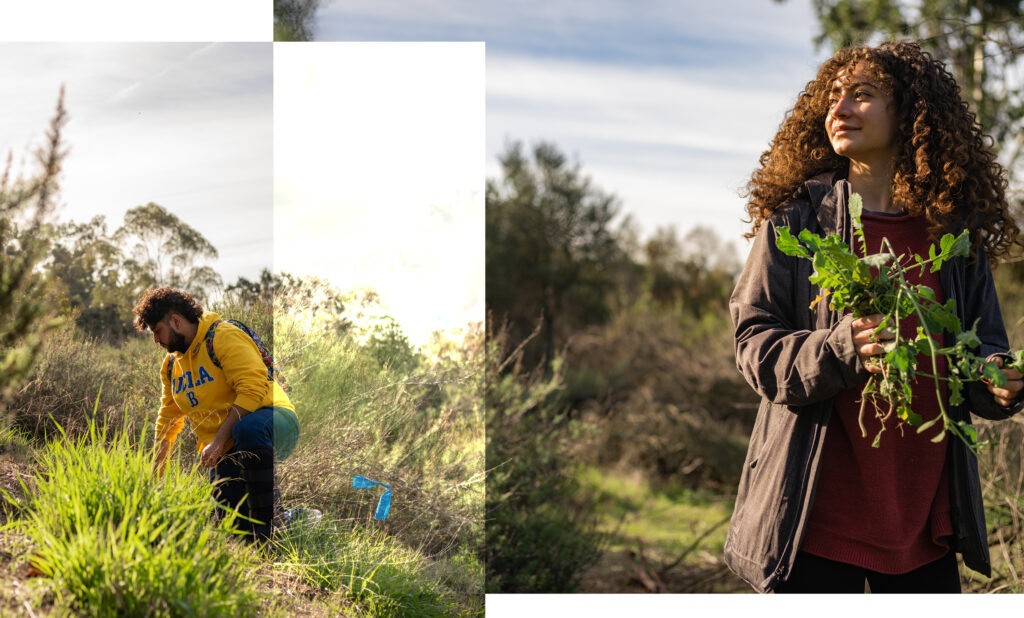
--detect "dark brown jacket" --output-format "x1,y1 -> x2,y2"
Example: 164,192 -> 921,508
724,170 -> 1024,592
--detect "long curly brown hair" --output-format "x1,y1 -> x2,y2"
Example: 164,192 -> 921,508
743,40 -> 1019,264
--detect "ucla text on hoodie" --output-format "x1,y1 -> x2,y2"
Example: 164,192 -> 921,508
155,311 -> 295,453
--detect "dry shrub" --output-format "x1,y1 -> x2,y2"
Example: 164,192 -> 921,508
566,299 -> 756,488
7,315 -> 161,443
972,418 -> 1024,592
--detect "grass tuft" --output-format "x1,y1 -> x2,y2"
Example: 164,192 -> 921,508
4,414 -> 267,617
273,517 -> 464,617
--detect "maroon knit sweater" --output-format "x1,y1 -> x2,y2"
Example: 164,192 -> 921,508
799,210 -> 953,573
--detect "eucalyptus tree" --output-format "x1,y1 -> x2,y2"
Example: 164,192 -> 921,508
114,202 -> 222,301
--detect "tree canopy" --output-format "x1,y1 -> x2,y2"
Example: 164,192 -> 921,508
114,202 -> 222,300
274,0 -> 324,41
486,141 -> 622,370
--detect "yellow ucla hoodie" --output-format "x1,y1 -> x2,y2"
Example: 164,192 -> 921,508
155,311 -> 295,453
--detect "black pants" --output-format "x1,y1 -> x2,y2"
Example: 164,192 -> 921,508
774,551 -> 961,593
209,446 -> 279,543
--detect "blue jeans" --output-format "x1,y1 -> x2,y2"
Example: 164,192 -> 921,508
208,406 -> 299,538
230,405 -> 300,461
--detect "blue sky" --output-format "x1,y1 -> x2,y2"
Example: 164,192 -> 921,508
0,43 -> 272,288
317,0 -> 834,257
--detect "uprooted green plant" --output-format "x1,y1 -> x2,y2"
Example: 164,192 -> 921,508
775,192 -> 1024,450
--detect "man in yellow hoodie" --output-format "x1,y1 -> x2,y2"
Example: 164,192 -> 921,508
132,286 -> 300,543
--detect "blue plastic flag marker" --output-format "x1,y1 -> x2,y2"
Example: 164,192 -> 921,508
353,475 -> 392,521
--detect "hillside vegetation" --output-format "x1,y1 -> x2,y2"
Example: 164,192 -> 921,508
0,96 -> 483,616
485,140 -> 1024,594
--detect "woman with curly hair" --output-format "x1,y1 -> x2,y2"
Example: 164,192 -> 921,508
724,40 -> 1024,593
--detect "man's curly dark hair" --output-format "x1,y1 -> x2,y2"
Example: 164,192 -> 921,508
743,40 -> 1020,265
132,287 -> 204,331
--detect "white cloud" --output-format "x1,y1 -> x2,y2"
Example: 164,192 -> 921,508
485,49 -> 828,245
274,43 -> 485,346
487,55 -> 796,156
320,0 -> 820,57
316,1 -> 831,250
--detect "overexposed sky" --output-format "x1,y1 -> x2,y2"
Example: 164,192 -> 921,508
274,43 -> 484,345
0,42 -> 273,287
0,1 -> 269,41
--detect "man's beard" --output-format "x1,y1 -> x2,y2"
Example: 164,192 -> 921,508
167,330 -> 189,354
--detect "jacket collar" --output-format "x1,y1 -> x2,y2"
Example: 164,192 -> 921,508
804,168 -> 848,236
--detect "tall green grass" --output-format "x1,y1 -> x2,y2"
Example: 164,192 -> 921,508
2,415 -> 267,617
273,310 -> 484,559
273,518 -> 468,617
0,424 -> 31,458
3,290 -> 485,614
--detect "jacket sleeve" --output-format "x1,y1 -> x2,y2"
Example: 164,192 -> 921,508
155,354 -> 187,446
730,213 -> 866,406
216,325 -> 271,413
962,251 -> 1024,420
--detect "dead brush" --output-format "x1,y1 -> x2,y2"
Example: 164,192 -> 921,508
970,418 -> 1024,592
6,315 -> 156,443
564,299 -> 754,488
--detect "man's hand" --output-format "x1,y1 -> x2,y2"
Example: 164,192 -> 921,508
985,356 -> 1024,408
852,314 -> 896,374
200,438 -> 227,468
202,404 -> 250,467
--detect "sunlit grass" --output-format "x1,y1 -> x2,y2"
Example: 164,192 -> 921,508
273,517 -> 471,617
1,414 -> 267,617
0,424 -> 31,458
274,311 -> 484,558
579,466 -> 733,560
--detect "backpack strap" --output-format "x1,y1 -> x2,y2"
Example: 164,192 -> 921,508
164,353 -> 175,384
204,320 -> 225,369
230,320 -> 275,382
204,319 -> 286,389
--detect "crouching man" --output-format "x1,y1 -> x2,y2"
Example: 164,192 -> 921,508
132,287 -> 300,544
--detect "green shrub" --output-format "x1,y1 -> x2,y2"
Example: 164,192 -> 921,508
3,416 -> 266,617
0,92 -> 68,419
365,317 -> 420,375
484,325 -> 605,592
